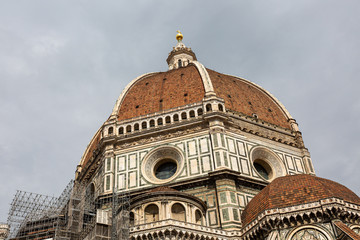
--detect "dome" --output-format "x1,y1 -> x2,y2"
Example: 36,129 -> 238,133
112,64 -> 292,129
241,174 -> 360,227
78,34 -> 298,176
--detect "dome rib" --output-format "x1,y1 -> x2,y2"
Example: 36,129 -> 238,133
207,68 -> 292,129
111,72 -> 158,118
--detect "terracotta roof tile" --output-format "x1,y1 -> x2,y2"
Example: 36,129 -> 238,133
241,174 -> 360,227
116,65 -> 291,129
207,68 -> 291,129
117,65 -> 205,121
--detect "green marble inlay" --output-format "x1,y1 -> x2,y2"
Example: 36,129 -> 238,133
215,152 -> 221,167
220,133 -> 226,147
230,192 -> 236,204
220,192 -> 227,204
222,208 -> 230,221
233,208 -> 239,221
223,152 -> 228,167
106,158 -> 111,172
105,175 -> 111,191
213,134 -> 218,148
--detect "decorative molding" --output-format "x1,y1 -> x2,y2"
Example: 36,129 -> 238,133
241,197 -> 360,239
115,126 -> 203,150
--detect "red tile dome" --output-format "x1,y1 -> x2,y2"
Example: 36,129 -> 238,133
113,64 -> 292,129
241,174 -> 360,227
116,65 -> 205,121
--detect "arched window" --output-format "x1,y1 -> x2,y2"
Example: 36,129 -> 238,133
118,127 -> 124,135
134,123 -> 139,131
142,121 -> 147,129
218,104 -> 224,112
126,125 -> 131,133
352,227 -> 360,234
145,204 -> 159,222
157,118 -> 163,126
108,127 -> 113,135
290,228 -> 329,240
181,112 -> 187,120
189,110 -> 195,118
129,212 -> 135,226
173,114 -> 179,122
197,108 -> 203,116
206,104 -> 212,112
178,59 -> 182,68
171,203 -> 186,222
195,210 -> 202,225
150,119 -> 155,127
165,116 -> 171,124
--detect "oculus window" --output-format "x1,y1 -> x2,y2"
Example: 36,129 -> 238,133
154,160 -> 177,180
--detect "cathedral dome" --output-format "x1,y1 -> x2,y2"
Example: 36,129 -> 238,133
112,64 -> 292,129
241,174 -> 360,227
78,33 -> 301,179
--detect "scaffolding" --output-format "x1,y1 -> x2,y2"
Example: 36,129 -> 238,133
113,188 -> 130,240
7,164 -> 130,240
7,180 -> 74,240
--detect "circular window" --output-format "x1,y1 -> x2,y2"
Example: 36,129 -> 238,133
250,147 -> 285,181
154,159 -> 177,180
141,146 -> 184,184
254,161 -> 271,180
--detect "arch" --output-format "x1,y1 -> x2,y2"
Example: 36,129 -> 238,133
206,104 -> 212,112
129,212 -> 135,226
350,225 -> 360,234
144,204 -> 159,222
195,209 -> 202,225
189,110 -> 195,118
118,127 -> 124,135
287,225 -> 332,240
141,121 -> 147,129
171,203 -> 186,222
218,104 -> 224,112
165,116 -> 171,124
197,108 -> 203,116
173,114 -> 179,122
149,119 -> 155,128
126,125 -> 131,133
157,118 -> 163,126
181,112 -> 187,120
108,127 -> 113,135
134,123 -> 139,131
352,228 -> 360,234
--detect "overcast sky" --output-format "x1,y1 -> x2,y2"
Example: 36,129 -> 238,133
1,0 -> 359,221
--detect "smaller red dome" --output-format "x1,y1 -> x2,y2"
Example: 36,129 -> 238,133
241,174 -> 360,227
